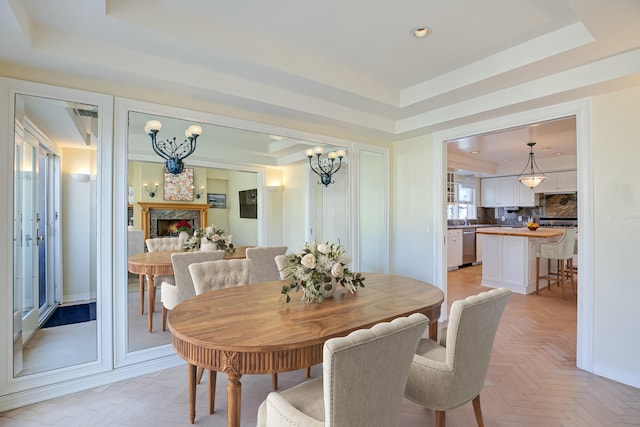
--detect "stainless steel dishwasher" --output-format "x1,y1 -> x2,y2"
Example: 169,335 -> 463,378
462,228 -> 476,265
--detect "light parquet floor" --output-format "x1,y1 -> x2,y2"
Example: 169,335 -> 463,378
2,265 -> 639,426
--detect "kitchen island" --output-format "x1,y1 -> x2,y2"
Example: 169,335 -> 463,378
476,227 -> 565,294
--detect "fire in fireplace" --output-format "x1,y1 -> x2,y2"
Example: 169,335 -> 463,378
157,219 -> 194,237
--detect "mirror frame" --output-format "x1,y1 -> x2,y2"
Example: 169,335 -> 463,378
0,77 -> 113,397
115,97 -> 281,366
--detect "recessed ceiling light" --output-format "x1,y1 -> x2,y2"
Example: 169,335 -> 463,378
470,150 -> 479,154
412,26 -> 432,38
541,147 -> 551,151
554,152 -> 564,156
502,159 -> 510,162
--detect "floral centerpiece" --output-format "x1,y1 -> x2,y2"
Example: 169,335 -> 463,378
183,224 -> 235,254
279,241 -> 365,303
174,220 -> 192,234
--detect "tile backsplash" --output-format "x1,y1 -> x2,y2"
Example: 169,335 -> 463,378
448,192 -> 578,227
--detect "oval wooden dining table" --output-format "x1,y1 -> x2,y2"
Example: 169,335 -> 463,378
168,273 -> 444,426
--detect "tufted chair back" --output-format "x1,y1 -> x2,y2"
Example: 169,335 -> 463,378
188,259 -> 251,295
246,246 -> 287,284
146,236 -> 186,252
162,251 -> 226,309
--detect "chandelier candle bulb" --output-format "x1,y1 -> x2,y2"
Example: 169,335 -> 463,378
145,120 -> 161,132
336,149 -> 346,158
313,146 -> 324,155
328,151 -> 337,159
305,148 -> 314,157
187,125 -> 202,136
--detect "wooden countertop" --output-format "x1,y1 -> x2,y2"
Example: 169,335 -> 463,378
476,227 -> 565,238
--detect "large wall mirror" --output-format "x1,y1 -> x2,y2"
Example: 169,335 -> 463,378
2,79 -> 113,395
114,99 -> 357,364
13,94 -> 100,377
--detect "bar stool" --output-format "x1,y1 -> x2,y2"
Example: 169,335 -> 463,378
536,228 -> 577,299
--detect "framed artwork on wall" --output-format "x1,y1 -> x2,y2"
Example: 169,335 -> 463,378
207,193 -> 227,209
163,168 -> 194,201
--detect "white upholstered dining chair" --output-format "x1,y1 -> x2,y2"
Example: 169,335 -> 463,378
188,258 -> 251,295
160,250 -> 225,331
274,254 -> 289,280
143,236 -> 187,314
257,313 -> 429,427
246,246 -> 287,284
404,287 -> 511,427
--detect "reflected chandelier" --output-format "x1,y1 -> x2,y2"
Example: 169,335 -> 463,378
517,142 -> 546,188
145,120 -> 202,175
305,147 -> 346,187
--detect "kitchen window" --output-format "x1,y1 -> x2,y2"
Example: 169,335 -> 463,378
447,184 -> 477,220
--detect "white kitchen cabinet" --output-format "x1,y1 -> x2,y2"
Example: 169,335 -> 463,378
447,170 -> 455,204
534,170 -> 577,193
476,232 -> 483,263
480,231 -> 559,294
480,176 -> 517,207
447,229 -> 463,269
517,183 -> 536,207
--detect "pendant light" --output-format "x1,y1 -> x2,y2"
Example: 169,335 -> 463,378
517,142 -> 546,188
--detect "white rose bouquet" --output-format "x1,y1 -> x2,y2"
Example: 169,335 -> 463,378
279,241 -> 365,303
183,225 -> 235,254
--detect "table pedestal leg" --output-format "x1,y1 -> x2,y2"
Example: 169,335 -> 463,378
429,320 -> 438,341
209,370 -> 217,414
147,274 -> 155,332
188,363 -> 197,424
226,372 -> 242,427
139,274 -> 145,314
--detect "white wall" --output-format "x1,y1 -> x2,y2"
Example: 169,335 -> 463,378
391,134 -> 436,283
591,86 -> 640,385
264,168 -> 284,246
61,147 -> 96,301
227,170 -> 258,246
281,164 -> 307,251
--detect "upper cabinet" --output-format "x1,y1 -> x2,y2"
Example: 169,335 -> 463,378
446,170 -> 455,204
481,176 -> 515,207
481,176 -> 537,207
534,170 -> 577,193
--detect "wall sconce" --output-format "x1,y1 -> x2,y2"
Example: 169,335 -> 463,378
305,147 -> 346,187
145,120 -> 202,175
194,186 -> 205,199
71,173 -> 91,182
144,183 -> 158,198
266,184 -> 283,192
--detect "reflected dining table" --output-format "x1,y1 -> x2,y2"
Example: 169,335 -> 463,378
168,273 -> 444,426
127,246 -> 249,332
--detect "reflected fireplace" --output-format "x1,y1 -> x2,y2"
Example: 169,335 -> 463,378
157,219 -> 194,237
138,202 -> 211,240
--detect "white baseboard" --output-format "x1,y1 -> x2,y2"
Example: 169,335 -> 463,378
0,355 -> 184,412
62,292 -> 91,303
593,363 -> 640,389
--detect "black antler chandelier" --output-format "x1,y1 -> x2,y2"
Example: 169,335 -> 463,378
145,120 -> 202,175
305,147 -> 346,187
